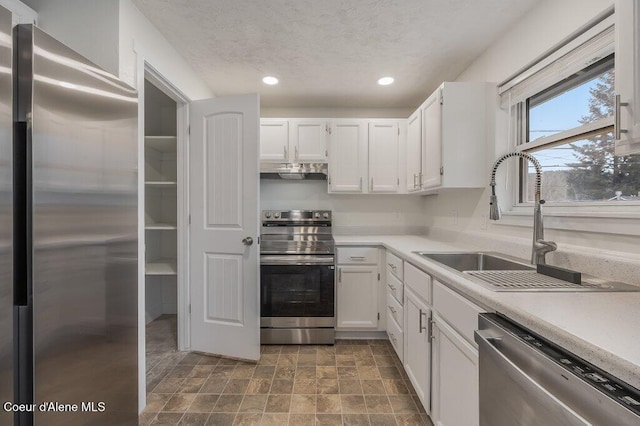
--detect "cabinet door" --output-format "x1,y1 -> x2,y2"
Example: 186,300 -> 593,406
406,109 -> 422,192
403,287 -> 431,414
336,265 -> 379,329
368,121 -> 399,193
260,119 -> 289,162
615,0 -> 640,155
432,314 -> 479,426
422,94 -> 442,189
329,121 -> 366,192
291,120 -> 328,162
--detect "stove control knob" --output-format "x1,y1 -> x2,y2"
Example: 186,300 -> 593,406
274,212 -> 280,218
265,212 -> 271,218
314,212 -> 320,219
323,212 -> 329,219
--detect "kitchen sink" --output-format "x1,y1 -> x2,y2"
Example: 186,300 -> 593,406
413,251 -> 640,292
414,251 -> 533,273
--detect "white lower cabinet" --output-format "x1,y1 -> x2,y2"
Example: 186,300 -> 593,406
403,286 -> 431,414
336,265 -> 379,329
431,313 -> 479,426
386,307 -> 403,360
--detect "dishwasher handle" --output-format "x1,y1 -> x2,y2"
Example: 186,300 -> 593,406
475,330 -> 590,426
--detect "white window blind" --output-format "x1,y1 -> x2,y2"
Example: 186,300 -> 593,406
499,14 -> 615,109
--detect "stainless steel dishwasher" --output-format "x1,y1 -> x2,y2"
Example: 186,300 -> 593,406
475,313 -> 640,425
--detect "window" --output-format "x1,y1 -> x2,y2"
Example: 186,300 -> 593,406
500,12 -> 640,212
518,55 -> 640,204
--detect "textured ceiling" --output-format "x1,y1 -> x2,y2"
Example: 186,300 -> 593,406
132,0 -> 539,108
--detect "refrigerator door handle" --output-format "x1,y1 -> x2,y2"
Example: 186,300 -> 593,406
13,120 -> 29,306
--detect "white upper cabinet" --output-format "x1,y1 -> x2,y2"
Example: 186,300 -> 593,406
290,119 -> 328,162
328,120 -> 367,193
259,119 -> 289,162
259,119 -> 328,162
614,0 -> 640,155
422,94 -> 443,189
260,117 -> 406,194
410,82 -> 490,192
406,110 -> 422,192
368,120 -> 400,193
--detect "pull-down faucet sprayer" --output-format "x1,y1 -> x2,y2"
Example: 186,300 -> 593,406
489,152 -> 557,265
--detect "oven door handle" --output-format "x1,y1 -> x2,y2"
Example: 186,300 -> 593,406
260,255 -> 335,266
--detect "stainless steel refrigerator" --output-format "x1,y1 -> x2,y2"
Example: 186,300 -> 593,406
1,7 -> 139,425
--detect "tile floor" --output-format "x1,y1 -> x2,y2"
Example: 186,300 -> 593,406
142,315 -> 433,425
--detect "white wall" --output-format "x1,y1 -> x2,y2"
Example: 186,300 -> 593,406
21,0 -> 119,74
118,0 -> 213,100
117,1 -> 215,414
423,0 -> 640,262
261,180 -> 427,234
0,0 -> 37,24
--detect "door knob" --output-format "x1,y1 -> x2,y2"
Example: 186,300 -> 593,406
242,237 -> 254,246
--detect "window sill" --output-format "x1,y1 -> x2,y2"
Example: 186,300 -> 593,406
496,207 -> 640,236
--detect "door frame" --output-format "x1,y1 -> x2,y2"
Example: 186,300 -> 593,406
143,63 -> 191,351
135,53 -> 191,411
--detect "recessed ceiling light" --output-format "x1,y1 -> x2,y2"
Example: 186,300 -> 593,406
377,77 -> 394,86
262,76 -> 279,85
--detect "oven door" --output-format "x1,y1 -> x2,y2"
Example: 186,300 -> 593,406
260,255 -> 335,328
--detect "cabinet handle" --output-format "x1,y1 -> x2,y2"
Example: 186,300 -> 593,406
388,284 -> 396,291
389,306 -> 396,314
428,318 -> 435,341
387,263 -> 397,270
350,256 -> 366,260
414,173 -> 419,189
295,146 -> 299,160
615,94 -> 629,140
338,269 -> 342,283
370,178 -> 373,191
284,145 -> 288,160
419,309 -> 427,333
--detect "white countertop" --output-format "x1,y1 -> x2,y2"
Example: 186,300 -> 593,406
334,235 -> 640,390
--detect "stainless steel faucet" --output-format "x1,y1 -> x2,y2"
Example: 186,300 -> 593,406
489,152 -> 557,265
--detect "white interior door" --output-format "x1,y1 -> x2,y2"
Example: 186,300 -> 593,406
189,94 -> 260,361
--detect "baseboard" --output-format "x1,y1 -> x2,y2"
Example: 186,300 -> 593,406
335,330 -> 388,340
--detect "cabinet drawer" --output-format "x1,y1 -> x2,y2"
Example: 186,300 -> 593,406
386,270 -> 404,303
433,280 -> 483,346
386,251 -> 404,280
386,290 -> 404,331
386,310 -> 404,361
337,247 -> 379,265
404,262 -> 432,304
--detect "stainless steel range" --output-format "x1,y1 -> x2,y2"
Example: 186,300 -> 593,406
260,210 -> 335,344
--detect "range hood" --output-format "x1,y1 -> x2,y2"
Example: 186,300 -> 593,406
260,162 -> 328,180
